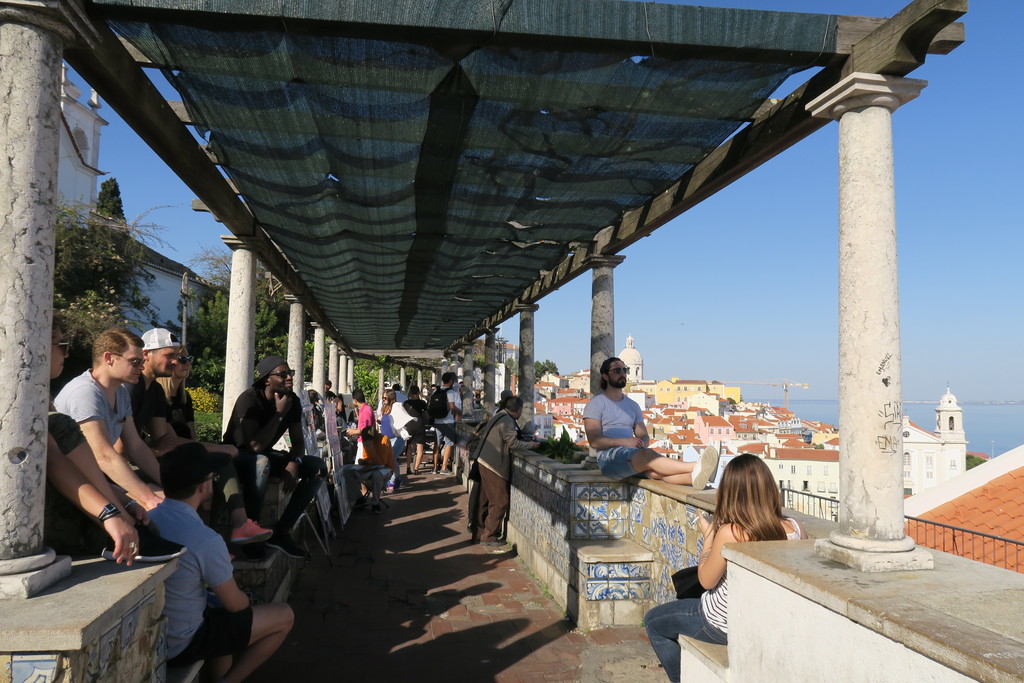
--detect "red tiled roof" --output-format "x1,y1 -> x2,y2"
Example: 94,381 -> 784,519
909,467 -> 1024,572
769,448 -> 839,462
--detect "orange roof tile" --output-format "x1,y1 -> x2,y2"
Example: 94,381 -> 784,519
909,467 -> 1024,572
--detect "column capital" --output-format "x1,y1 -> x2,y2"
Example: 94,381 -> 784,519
587,254 -> 626,270
220,235 -> 251,251
514,303 -> 539,314
310,321 -> 321,329
807,72 -> 926,120
0,0 -> 100,48
284,294 -> 300,305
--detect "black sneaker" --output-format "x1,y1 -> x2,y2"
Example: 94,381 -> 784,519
266,533 -> 306,559
371,504 -> 381,514
103,524 -> 187,563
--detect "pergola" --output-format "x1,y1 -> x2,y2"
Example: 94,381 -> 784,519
0,0 -> 965,596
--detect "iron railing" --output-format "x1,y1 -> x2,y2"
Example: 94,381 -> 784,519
780,487 -> 1023,573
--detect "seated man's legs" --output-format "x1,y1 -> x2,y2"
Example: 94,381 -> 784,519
265,452 -> 326,554
231,447 -> 262,522
627,446 -> 721,489
209,602 -> 294,683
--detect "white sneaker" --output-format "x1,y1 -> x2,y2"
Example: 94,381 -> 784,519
691,446 -> 720,490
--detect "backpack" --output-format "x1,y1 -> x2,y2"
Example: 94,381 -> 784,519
427,387 -> 451,419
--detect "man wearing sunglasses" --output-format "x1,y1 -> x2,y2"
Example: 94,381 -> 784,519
54,328 -> 165,510
222,356 -> 327,558
583,357 -> 720,489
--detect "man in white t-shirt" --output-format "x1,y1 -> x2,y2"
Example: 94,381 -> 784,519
583,357 -> 719,488
430,372 -> 462,475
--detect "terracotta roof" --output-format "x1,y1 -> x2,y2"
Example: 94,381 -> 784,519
769,448 -> 839,462
699,415 -> 732,427
908,465 -> 1024,572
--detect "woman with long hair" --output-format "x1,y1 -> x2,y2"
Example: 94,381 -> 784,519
403,385 -> 428,473
379,389 -> 405,491
155,346 -> 195,439
645,454 -> 806,682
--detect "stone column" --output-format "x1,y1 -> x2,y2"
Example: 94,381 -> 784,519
399,365 -> 407,392
517,304 -> 539,430
440,356 -> 450,376
589,255 -> 625,397
311,323 -> 325,398
338,354 -> 348,393
483,329 -> 497,414
377,367 -> 385,404
285,295 -> 305,387
222,238 -> 257,435
346,355 -> 355,395
463,344 -> 474,389
807,72 -> 932,572
431,370 -> 438,386
328,341 -> 339,394
417,368 -> 424,390
0,2 -> 99,597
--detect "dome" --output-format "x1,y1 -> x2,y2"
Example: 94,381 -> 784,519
939,386 -> 959,408
618,334 -> 643,366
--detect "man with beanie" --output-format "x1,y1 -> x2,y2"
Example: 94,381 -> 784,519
150,443 -> 293,681
223,356 -> 327,558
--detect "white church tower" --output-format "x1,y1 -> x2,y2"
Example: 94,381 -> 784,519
618,334 -> 644,381
901,387 -> 968,495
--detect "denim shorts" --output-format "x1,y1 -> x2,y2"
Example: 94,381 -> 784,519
597,446 -> 646,480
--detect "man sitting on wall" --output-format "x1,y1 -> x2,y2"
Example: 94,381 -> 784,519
150,443 -> 293,682
223,355 -> 327,559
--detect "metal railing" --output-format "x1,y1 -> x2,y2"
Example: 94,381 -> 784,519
780,487 -> 1023,573
780,487 -> 839,522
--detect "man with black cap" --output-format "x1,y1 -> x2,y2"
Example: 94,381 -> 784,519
149,443 -> 293,680
223,355 -> 327,558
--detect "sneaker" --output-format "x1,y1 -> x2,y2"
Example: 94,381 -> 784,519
441,468 -> 453,475
103,524 -> 187,563
691,445 -> 721,491
371,504 -> 381,514
230,519 -> 273,545
266,533 -> 306,559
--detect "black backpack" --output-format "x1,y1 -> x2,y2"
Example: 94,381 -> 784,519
427,387 -> 451,419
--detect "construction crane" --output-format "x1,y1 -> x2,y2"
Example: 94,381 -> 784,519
722,379 -> 809,411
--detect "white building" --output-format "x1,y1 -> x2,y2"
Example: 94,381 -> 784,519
901,387 -> 968,496
618,334 -> 644,381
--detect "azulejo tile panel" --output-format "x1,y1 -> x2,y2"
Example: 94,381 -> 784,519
11,654 -> 59,683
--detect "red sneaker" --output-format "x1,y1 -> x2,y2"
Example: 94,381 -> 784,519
230,519 -> 273,545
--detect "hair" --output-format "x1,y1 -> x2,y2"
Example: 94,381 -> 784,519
156,345 -> 190,406
408,384 -> 421,398
307,389 -> 321,404
392,383 -> 403,392
711,454 -> 788,543
598,356 -> 623,390
92,328 -> 144,366
441,371 -> 455,385
351,388 -> 366,403
382,389 -> 396,414
498,396 -> 524,413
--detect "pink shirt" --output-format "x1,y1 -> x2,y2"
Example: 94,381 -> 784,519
357,403 -> 374,441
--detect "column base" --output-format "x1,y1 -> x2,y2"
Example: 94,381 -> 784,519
814,539 -> 933,573
581,454 -> 600,470
0,554 -> 72,599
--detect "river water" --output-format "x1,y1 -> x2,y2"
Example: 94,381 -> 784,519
749,399 -> 1024,459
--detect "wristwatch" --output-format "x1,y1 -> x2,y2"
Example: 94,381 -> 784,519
98,503 -> 122,522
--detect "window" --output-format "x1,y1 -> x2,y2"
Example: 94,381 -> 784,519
926,456 -> 933,467
949,416 -> 955,430
949,460 -> 958,471
903,453 -> 911,467
806,466 -> 813,475
802,480 -> 809,491
904,470 -> 911,478
904,430 -> 910,438
791,465 -> 796,474
823,465 -> 829,476
829,482 -> 838,493
778,463 -> 784,470
817,482 -> 826,492
927,471 -> 933,479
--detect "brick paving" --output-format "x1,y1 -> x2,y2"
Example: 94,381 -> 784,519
250,469 -> 665,682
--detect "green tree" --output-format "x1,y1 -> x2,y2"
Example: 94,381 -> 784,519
535,359 -> 559,376
95,177 -> 126,221
966,454 -> 986,470
52,205 -> 155,380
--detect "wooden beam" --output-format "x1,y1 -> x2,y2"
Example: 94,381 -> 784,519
448,0 -> 966,350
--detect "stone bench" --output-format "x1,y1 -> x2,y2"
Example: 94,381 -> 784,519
678,634 -> 728,682
166,659 -> 204,683
570,538 -> 654,630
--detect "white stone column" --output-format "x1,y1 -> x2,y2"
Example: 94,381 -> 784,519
377,367 -> 385,404
807,72 -> 932,572
222,238 -> 257,435
589,255 -> 625,397
311,323 -> 325,398
328,340 -> 339,394
0,3 -> 99,597
417,368 -> 424,390
484,329 -> 497,414
338,354 -> 348,393
398,365 -> 407,393
285,295 -> 305,387
440,356 -> 450,376
463,344 -> 474,390
431,370 -> 438,386
346,355 -> 355,395
517,304 -> 539,430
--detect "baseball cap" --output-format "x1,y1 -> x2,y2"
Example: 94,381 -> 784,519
159,442 -> 219,493
500,389 -> 514,400
255,355 -> 288,383
142,328 -> 180,351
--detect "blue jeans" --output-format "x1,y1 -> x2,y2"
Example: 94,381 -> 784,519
645,599 -> 727,682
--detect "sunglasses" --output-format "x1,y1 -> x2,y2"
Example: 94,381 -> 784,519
268,370 -> 295,379
179,355 -> 194,363
608,367 -> 629,375
114,354 -> 145,368
53,341 -> 70,352
205,473 -> 220,483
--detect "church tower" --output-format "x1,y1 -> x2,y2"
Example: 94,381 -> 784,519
935,386 -> 967,482
618,334 -> 644,381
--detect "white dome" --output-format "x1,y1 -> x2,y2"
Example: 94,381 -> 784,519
618,334 -> 643,365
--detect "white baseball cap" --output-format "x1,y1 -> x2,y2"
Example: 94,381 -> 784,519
142,328 -> 179,351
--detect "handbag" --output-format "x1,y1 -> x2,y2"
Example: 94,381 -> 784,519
671,566 -> 706,600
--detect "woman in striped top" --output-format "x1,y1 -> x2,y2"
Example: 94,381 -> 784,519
645,454 -> 806,682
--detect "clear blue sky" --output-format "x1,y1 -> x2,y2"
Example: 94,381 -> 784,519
81,1 -> 1022,402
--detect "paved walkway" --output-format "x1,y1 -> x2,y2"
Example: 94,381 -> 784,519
250,470 -> 665,682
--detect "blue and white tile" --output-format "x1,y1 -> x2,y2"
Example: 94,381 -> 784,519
11,654 -> 59,683
120,602 -> 141,652
572,521 -> 590,538
606,579 -> 630,599
585,581 -> 609,600
589,520 -> 610,538
98,623 -> 119,676
608,519 -> 625,538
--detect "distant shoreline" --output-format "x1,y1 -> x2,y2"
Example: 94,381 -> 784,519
751,398 -> 1024,407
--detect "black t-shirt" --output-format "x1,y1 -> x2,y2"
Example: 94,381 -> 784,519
128,377 -> 168,444
167,386 -> 195,439
403,398 -> 427,419
223,386 -> 302,454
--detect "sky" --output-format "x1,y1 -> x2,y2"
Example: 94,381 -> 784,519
75,1 -> 1023,403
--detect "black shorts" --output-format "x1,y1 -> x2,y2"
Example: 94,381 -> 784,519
168,607 -> 253,666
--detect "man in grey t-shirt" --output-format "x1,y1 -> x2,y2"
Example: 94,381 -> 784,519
583,357 -> 719,489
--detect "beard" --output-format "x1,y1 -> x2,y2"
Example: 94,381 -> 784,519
608,375 -> 627,389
